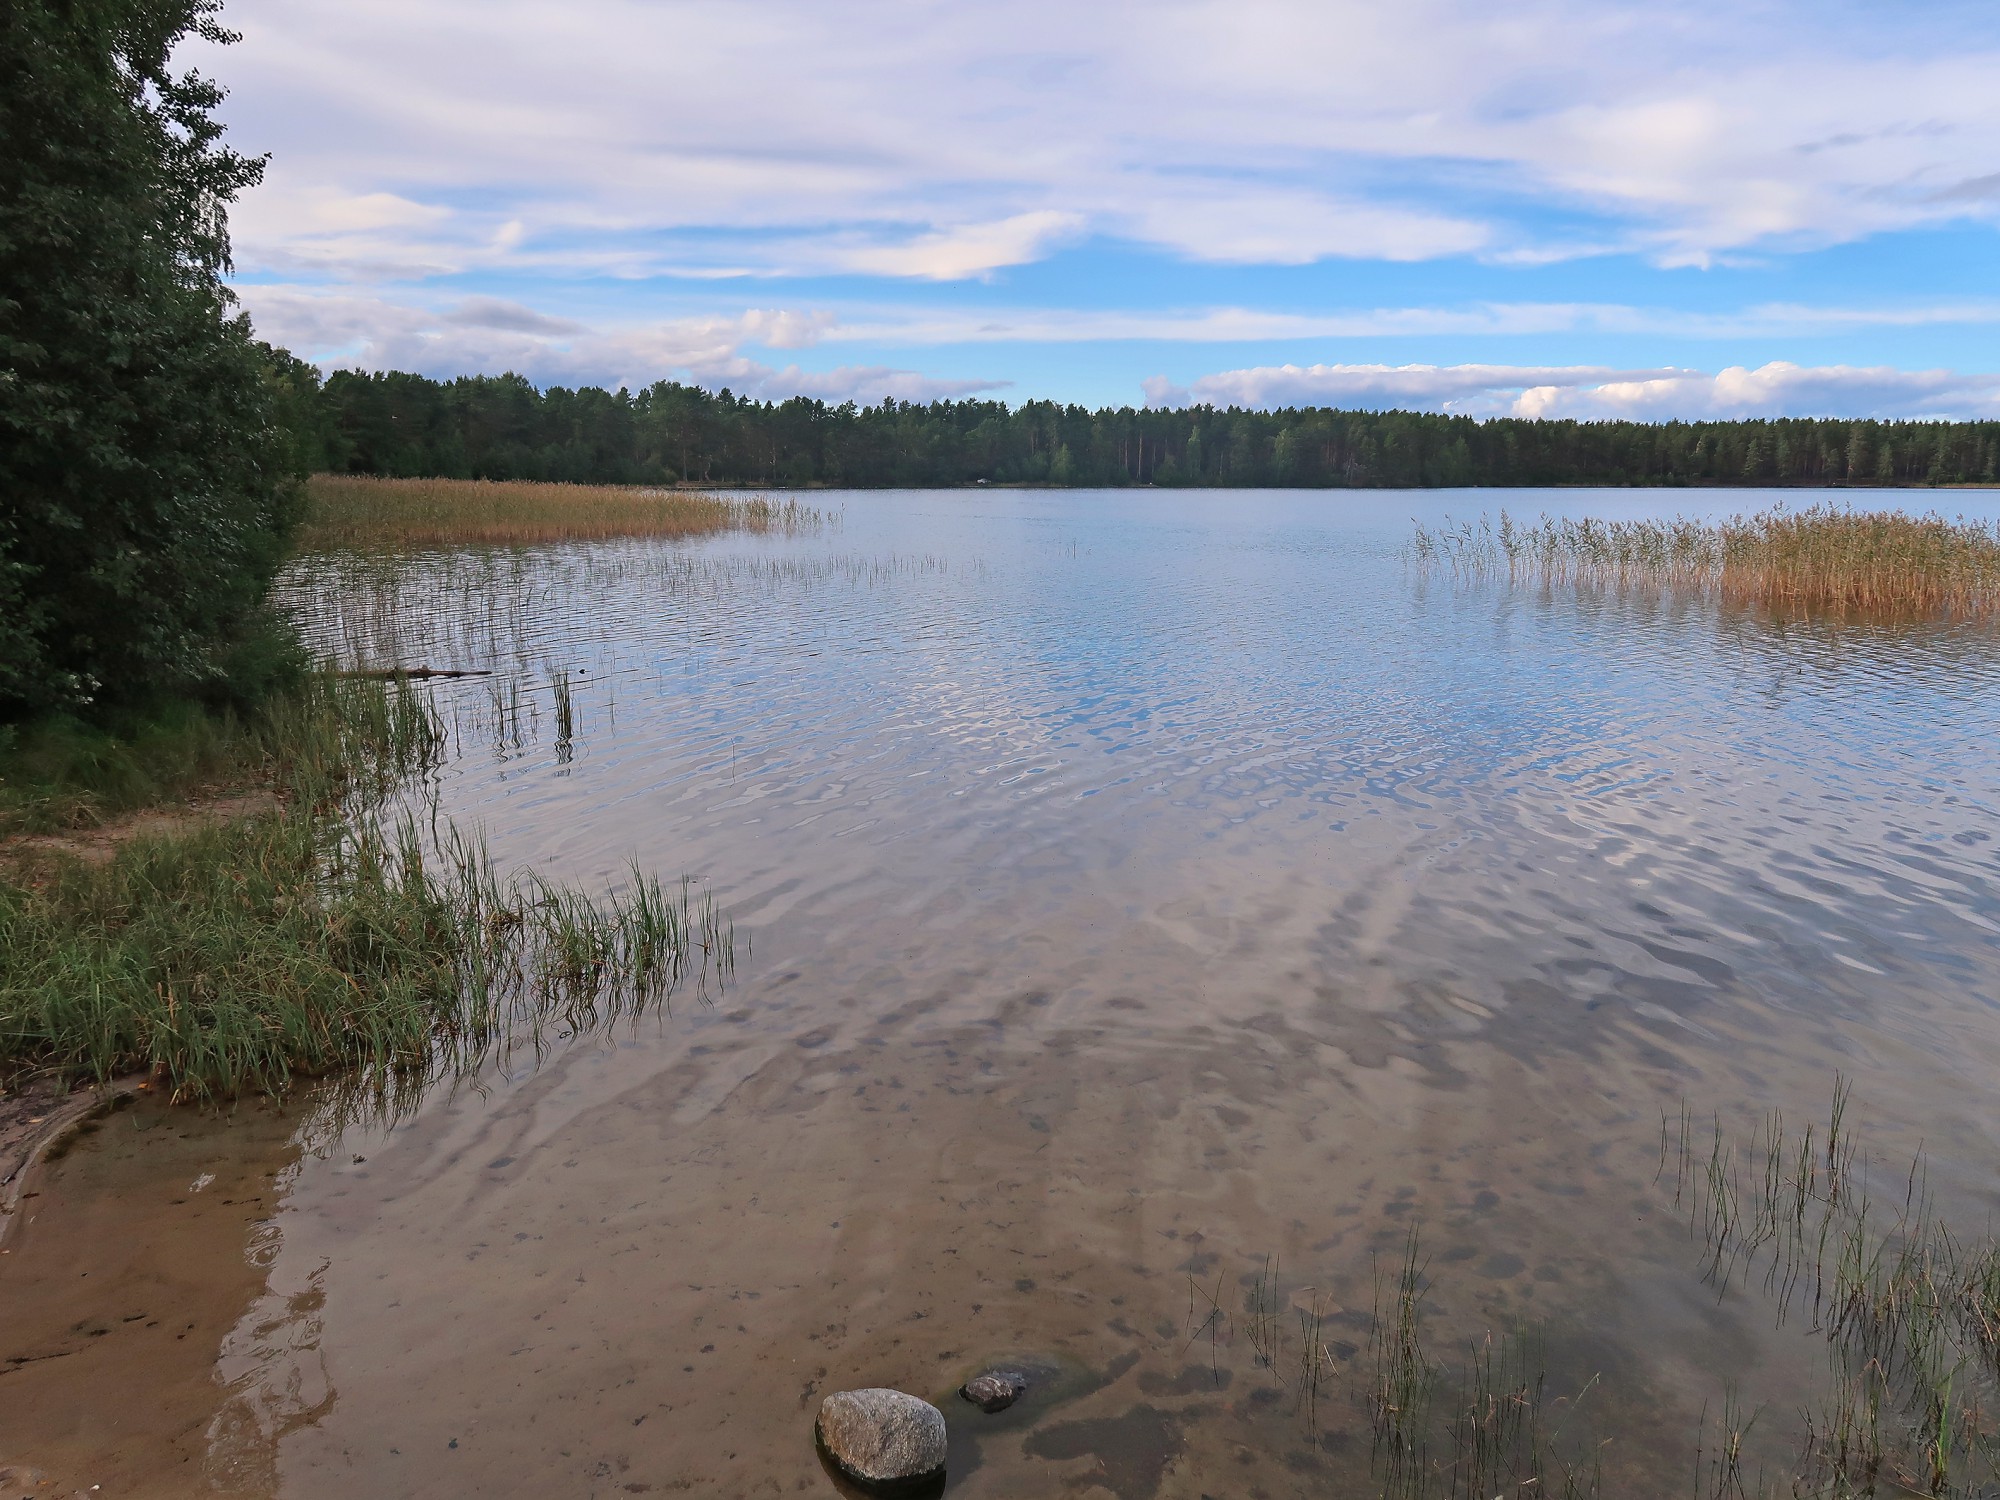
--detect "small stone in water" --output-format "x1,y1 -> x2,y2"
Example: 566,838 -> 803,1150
960,1369 -> 1028,1412
815,1388 -> 947,1491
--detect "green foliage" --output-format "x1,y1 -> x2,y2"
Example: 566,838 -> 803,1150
0,675 -> 731,1098
0,807 -> 726,1099
0,0 -> 301,720
0,697 -> 268,836
0,601 -> 304,834
308,370 -> 2000,491
260,343 -> 337,479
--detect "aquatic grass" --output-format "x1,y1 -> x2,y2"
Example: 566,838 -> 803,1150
1292,1286 -> 1340,1433
0,674 -> 730,1099
1365,1228 -> 1605,1499
1692,1388 -> 1767,1500
1664,1079 -> 2000,1496
1412,511 -> 1722,592
276,545 -> 946,683
1411,506 -> 2000,619
1182,1268 -> 1230,1388
1371,1229 -> 1440,1493
297,474 -> 819,551
1220,1078 -> 2000,1498
550,667 -> 576,764
1178,1258 -> 1340,1428
1246,1253 -> 1284,1371
1187,1237 -> 1602,1496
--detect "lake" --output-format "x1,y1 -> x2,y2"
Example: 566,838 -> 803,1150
7,487 -> 2000,1498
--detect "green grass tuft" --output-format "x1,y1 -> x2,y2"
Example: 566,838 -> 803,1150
0,674 -> 729,1100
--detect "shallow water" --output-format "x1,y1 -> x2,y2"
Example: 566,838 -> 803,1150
7,488 -> 2000,1498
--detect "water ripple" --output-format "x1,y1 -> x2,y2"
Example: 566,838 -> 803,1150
278,487 -> 2000,1111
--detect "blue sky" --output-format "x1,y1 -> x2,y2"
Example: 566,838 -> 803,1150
194,0 -> 2000,418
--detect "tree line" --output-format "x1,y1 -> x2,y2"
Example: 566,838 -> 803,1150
298,368 -> 2000,491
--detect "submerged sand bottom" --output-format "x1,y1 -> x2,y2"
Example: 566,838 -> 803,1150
0,1098 -> 299,1498
0,975 -> 1850,1498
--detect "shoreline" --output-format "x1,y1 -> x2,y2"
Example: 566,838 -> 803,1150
0,1075 -> 149,1252
542,476 -> 2000,492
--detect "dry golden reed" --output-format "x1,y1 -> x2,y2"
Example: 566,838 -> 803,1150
1721,506 -> 2000,615
1412,505 -> 2000,619
298,474 -> 816,550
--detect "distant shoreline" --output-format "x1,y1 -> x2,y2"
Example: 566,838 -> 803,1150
290,368 -> 2000,491
630,478 -> 2000,492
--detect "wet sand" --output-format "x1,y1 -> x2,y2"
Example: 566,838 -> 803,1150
0,1099 -> 300,1496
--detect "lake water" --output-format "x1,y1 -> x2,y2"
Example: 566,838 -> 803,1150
7,488 -> 2000,1498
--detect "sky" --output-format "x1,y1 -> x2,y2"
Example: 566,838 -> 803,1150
191,0 -> 2000,419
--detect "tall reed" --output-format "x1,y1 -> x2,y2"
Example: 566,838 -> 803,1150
1721,507 -> 2000,616
297,474 -> 819,551
1412,506 -> 2000,619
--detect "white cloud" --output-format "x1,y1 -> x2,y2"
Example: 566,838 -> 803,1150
836,212 -> 1086,280
233,184 -> 447,237
237,286 -> 1000,404
1554,363 -> 2000,421
190,0 -> 2000,284
824,298 -> 2000,347
1146,361 -> 2000,420
1115,188 -> 1489,265
737,309 -> 837,351
1148,362 -> 1666,412
238,280 -> 2000,417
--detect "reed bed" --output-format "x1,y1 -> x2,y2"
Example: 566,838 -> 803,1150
0,674 -> 730,1099
1412,506 -> 2000,618
298,473 -> 819,551
1729,508 -> 2000,616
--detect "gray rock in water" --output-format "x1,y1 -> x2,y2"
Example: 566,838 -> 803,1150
815,1388 -> 947,1491
960,1369 -> 1028,1413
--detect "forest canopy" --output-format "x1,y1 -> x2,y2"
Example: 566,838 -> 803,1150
301,368 -> 2000,491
